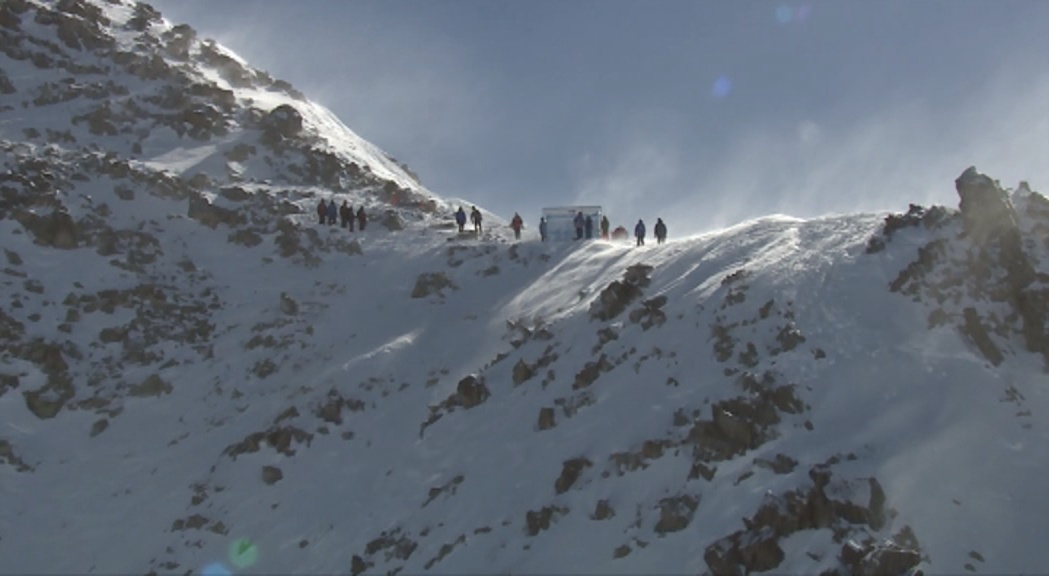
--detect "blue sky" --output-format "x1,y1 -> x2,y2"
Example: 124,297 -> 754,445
150,0 -> 1049,234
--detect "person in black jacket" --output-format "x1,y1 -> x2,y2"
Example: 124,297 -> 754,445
339,201 -> 352,229
655,218 -> 667,244
316,199 -> 327,225
356,206 -> 367,231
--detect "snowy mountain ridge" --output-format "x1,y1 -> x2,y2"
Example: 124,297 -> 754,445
1,1 -> 1049,575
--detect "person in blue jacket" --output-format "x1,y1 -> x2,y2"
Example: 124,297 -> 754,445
455,206 -> 467,233
634,219 -> 645,246
326,199 -> 337,226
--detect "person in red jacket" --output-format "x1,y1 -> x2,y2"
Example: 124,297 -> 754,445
339,201 -> 352,229
510,212 -> 523,240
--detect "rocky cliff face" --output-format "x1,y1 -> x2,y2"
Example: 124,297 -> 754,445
0,0 -> 451,425
0,0 -> 438,221
869,166 -> 1049,369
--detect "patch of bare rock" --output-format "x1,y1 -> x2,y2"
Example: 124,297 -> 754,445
704,458 -> 922,575
590,263 -> 653,321
411,271 -> 457,299
875,167 -> 1049,367
419,374 -> 490,435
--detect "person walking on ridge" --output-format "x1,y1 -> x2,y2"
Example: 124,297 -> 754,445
510,212 -> 524,240
326,200 -> 337,226
455,206 -> 467,233
634,219 -> 646,247
316,199 -> 327,226
654,217 -> 667,244
471,206 -> 483,235
574,211 -> 585,240
339,201 -> 351,229
600,215 -> 610,240
539,216 -> 548,242
356,206 -> 367,231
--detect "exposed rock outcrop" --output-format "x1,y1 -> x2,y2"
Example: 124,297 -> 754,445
654,494 -> 699,534
705,462 -> 915,575
554,457 -> 592,494
187,193 -> 245,229
525,505 -> 568,536
411,272 -> 457,299
628,294 -> 668,330
590,264 -> 653,321
882,168 -> 1049,367
260,103 -> 303,143
14,207 -> 80,248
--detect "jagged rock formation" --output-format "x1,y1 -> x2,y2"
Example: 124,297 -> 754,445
0,0 -> 451,437
873,166 -> 1049,367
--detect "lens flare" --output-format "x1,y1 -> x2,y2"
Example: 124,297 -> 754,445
712,76 -> 732,99
201,562 -> 232,576
796,3 -> 812,22
229,538 -> 259,569
775,5 -> 794,24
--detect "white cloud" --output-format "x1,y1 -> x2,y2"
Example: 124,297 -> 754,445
575,58 -> 1049,238
569,139 -> 684,229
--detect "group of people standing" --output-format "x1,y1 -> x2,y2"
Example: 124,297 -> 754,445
317,198 -> 367,231
533,211 -> 667,247
455,206 -> 485,235
632,217 -> 667,246
316,197 -> 667,246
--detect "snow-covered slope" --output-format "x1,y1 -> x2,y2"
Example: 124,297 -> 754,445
2,2 -> 1049,575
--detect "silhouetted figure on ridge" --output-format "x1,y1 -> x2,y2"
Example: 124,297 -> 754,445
339,201 -> 351,229
356,206 -> 367,231
326,200 -> 337,226
455,206 -> 467,233
655,218 -> 667,244
511,212 -> 523,240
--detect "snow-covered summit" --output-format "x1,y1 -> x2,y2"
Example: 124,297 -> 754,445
2,2 -> 1049,576
1,0 -> 448,221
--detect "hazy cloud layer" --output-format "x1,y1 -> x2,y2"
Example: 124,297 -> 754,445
150,0 -> 1048,233
578,60 -> 1049,236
